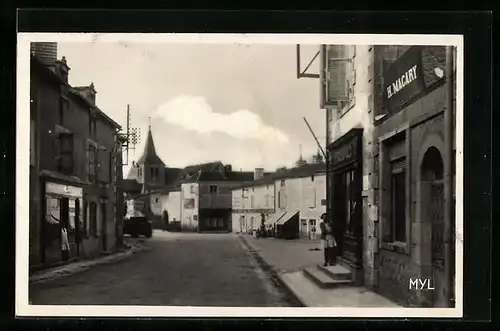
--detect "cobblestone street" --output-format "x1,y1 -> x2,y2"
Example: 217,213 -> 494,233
29,232 -> 296,307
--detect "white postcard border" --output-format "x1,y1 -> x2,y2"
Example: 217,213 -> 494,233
16,33 -> 464,318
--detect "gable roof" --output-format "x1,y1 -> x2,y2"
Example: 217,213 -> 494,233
183,161 -> 223,176
229,164 -> 326,190
137,127 -> 166,166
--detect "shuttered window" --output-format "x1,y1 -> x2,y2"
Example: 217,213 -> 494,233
57,133 -> 74,175
323,45 -> 357,112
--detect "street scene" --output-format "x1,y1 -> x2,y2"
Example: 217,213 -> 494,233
29,231 -> 297,306
27,36 -> 459,311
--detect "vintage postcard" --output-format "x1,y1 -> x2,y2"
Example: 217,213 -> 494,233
16,33 -> 463,318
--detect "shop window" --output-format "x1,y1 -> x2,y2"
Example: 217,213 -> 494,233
390,159 -> 407,243
345,170 -> 356,233
56,133 -> 74,175
209,185 -> 218,193
87,143 -> 97,182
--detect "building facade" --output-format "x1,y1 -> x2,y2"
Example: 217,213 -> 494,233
371,45 -> 456,307
321,43 -> 456,307
231,177 -> 275,234
30,43 -> 124,268
230,164 -> 326,239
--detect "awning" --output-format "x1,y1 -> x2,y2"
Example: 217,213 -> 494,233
266,211 -> 286,225
276,211 -> 299,225
270,211 -> 287,225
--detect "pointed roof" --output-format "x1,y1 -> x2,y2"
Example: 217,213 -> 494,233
137,125 -> 165,166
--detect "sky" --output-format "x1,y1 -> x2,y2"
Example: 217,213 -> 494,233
58,42 -> 326,174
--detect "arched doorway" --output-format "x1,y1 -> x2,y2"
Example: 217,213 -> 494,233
162,211 -> 169,231
420,146 -> 446,307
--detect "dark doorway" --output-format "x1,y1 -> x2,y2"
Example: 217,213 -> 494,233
163,211 -> 169,231
420,146 -> 447,307
101,202 -> 107,251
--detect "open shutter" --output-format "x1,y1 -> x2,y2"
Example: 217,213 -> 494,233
58,133 -> 74,175
326,45 -> 349,104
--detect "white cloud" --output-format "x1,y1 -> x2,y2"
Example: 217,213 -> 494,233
152,95 -> 289,144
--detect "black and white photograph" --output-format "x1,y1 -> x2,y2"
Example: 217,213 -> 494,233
16,33 -> 463,318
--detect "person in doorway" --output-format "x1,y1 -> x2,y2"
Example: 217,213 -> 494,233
61,226 -> 70,261
311,225 -> 317,240
319,213 -> 328,264
324,221 -> 337,266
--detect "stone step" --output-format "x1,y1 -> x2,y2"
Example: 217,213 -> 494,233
303,267 -> 353,289
317,264 -> 353,281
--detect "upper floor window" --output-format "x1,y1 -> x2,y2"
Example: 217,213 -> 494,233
87,143 -> 97,182
322,45 -> 356,114
59,96 -> 69,125
56,132 -> 74,175
209,185 -> 218,194
89,116 -> 96,138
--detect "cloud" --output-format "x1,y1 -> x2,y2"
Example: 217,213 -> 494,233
152,95 -> 289,143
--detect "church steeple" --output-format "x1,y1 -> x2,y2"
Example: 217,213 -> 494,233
137,122 -> 165,166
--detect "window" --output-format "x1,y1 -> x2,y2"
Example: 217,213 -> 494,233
250,196 -> 255,209
57,133 -> 74,175
390,160 -> 406,243
109,151 -> 113,183
309,187 -> 317,208
89,117 -> 96,138
242,188 -> 248,198
190,185 -> 196,194
280,180 -> 285,187
87,143 -> 97,182
209,185 -> 218,193
345,170 -> 356,233
323,45 -> 356,112
311,175 -> 315,182
278,191 -> 286,209
59,97 -> 69,125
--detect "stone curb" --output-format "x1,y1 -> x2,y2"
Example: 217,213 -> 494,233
29,244 -> 148,285
238,235 -> 307,307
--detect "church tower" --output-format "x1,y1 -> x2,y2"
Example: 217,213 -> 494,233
134,123 -> 165,193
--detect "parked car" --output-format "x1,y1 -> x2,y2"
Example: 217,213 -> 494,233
123,216 -> 153,238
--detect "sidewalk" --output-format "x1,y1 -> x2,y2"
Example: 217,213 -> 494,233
239,234 -> 402,308
29,239 -> 148,284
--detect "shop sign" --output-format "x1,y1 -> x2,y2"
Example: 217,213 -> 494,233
331,136 -> 358,167
383,46 -> 426,114
46,182 -> 83,198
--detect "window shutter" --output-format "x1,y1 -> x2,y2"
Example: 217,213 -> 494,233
326,45 -> 349,103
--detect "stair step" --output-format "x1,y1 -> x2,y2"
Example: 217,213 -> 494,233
317,264 -> 353,281
303,267 -> 353,289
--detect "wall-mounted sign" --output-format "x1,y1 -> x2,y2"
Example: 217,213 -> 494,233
331,136 -> 358,167
46,182 -> 83,198
383,46 -> 426,114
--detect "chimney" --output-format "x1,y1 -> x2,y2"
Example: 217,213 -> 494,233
75,83 -> 97,106
254,168 -> 264,180
55,56 -> 70,84
31,42 -> 57,67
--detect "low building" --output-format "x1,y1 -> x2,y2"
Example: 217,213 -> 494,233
30,43 -> 124,269
230,164 -> 326,239
178,165 -> 255,232
231,170 -> 275,234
